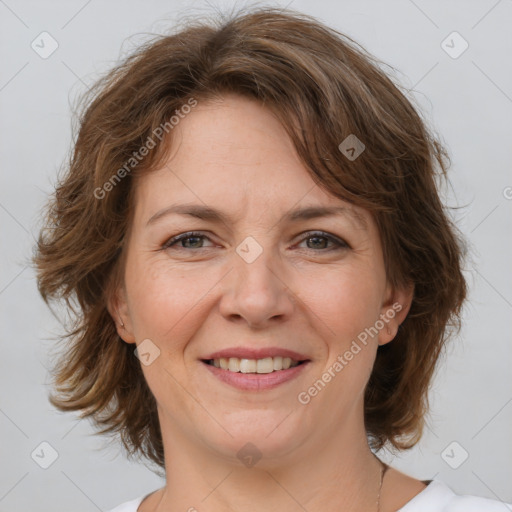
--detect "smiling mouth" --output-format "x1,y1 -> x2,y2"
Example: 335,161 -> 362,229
202,356 -> 308,374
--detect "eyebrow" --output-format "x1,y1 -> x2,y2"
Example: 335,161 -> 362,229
146,203 -> 367,230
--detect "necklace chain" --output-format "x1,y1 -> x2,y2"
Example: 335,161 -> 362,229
375,455 -> 388,512
152,456 -> 389,511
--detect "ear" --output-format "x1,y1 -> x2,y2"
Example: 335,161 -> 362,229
106,282 -> 136,344
377,281 -> 414,346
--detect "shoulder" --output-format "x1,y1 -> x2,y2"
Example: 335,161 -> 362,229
105,494 -> 147,512
398,479 -> 512,511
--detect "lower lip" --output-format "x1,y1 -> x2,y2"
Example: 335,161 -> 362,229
201,361 -> 310,391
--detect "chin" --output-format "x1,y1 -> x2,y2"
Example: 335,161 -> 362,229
198,411 -> 307,465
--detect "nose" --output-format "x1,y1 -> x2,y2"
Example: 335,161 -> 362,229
218,241 -> 295,329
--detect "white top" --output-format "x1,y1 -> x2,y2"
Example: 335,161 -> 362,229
106,479 -> 512,511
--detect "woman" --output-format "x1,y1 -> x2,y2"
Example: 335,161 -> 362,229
33,7 -> 510,512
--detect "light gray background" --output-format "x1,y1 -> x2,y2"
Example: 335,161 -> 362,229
1,0 -> 511,510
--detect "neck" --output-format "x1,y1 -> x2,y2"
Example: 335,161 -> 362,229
153,403 -> 385,512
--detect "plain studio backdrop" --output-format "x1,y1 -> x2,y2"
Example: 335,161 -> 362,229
1,1 -> 511,510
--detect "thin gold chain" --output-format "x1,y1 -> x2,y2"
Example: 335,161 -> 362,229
150,458 -> 390,511
375,455 -> 389,512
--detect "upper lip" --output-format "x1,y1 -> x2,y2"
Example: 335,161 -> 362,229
202,347 -> 310,361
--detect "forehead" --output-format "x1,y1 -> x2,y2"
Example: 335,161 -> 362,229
132,93 -> 370,230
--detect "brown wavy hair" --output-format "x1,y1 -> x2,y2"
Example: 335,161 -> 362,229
33,6 -> 467,471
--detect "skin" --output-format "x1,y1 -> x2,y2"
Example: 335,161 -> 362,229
110,93 -> 426,512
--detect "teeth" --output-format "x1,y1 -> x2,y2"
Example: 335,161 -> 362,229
256,358 -> 274,373
228,358 -> 239,372
240,358 -> 257,373
211,356 -> 299,373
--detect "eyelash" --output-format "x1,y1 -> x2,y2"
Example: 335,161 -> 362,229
161,231 -> 349,252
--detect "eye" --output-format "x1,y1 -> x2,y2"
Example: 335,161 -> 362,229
295,231 -> 349,251
162,230 -> 350,252
162,231 -> 215,250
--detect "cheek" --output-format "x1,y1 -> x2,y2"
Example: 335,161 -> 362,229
299,265 -> 384,342
124,255 -> 219,343
309,273 -> 381,400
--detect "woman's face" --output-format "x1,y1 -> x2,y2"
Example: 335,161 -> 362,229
114,93 -> 410,464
